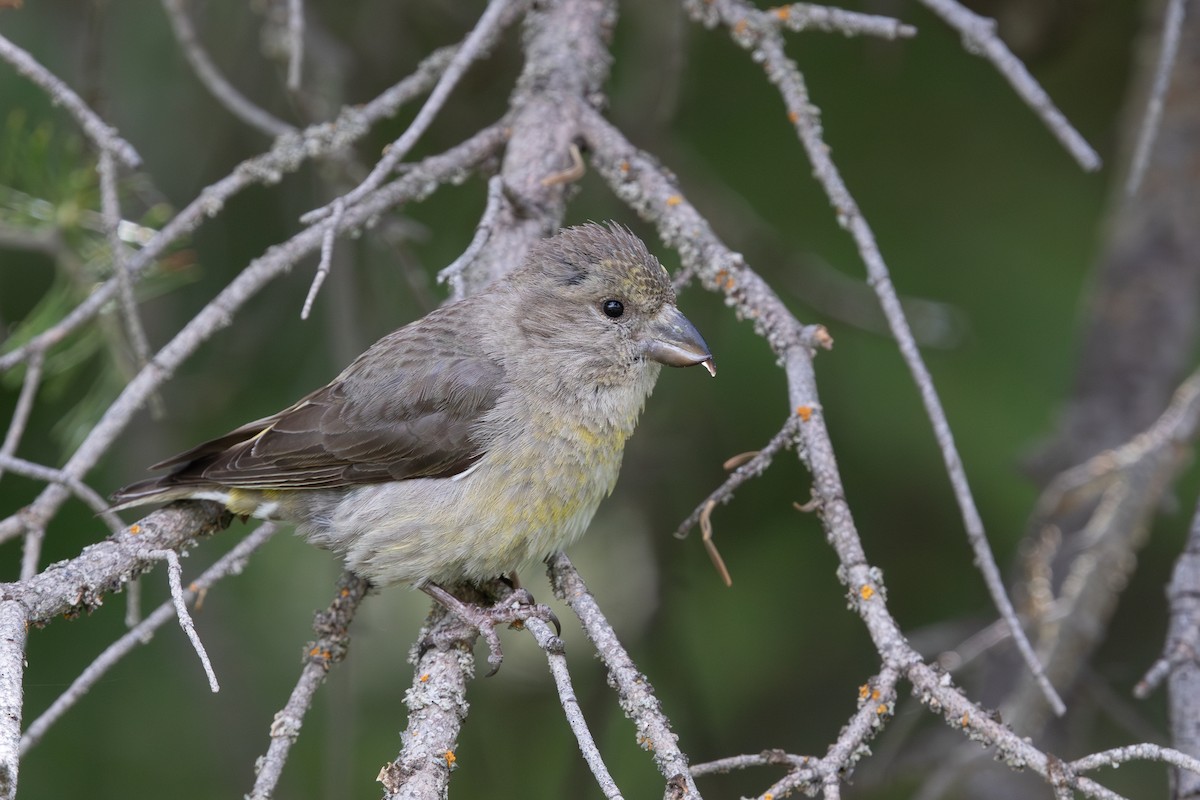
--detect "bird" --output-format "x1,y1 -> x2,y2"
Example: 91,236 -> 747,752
112,222 -> 715,668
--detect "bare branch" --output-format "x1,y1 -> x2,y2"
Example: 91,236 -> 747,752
917,0 -> 1101,172
1126,0 -> 1187,195
763,3 -> 915,39
548,554 -> 702,798
146,548 -> 220,692
0,352 -> 43,484
286,0 -> 304,91
1070,743 -> 1200,778
300,199 -> 344,319
0,602 -> 27,800
675,414 -> 800,540
302,0 -> 525,224
160,0 -> 296,137
20,523 -> 279,756
437,175 -> 507,302
0,43 -> 456,376
0,32 -> 142,167
1,125 -> 507,570
248,571 -> 368,800
524,614 -> 624,799
378,605 -> 475,800
687,0 -> 1065,717
98,152 -> 156,392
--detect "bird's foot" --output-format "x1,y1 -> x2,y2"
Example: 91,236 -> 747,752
420,583 -> 560,676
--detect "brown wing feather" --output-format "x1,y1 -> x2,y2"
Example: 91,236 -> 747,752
118,303 -> 505,498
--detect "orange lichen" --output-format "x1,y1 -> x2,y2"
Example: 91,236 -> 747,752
795,405 -> 813,421
860,584 -> 875,600
773,6 -> 790,20
858,684 -> 870,700
619,160 -> 631,173
666,194 -> 682,207
787,109 -> 799,124
877,704 -> 889,715
444,751 -> 457,767
960,712 -> 970,728
733,19 -> 748,34
129,524 -> 141,535
420,673 -> 431,683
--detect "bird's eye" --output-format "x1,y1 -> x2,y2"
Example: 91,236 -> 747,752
602,299 -> 625,319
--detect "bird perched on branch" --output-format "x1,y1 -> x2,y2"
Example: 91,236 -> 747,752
113,222 -> 715,669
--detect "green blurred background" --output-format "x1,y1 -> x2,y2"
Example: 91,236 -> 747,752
2,0 -> 1188,797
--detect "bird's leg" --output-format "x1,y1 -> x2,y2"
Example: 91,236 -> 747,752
420,582 -> 561,676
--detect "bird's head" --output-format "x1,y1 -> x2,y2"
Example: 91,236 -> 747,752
509,223 -> 715,386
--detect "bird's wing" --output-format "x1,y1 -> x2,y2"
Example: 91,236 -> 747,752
152,317 -> 506,492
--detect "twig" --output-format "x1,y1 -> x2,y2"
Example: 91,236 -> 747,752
548,554 -> 702,798
917,0 -> 1100,172
0,456 -> 124,535
1070,743 -> 1200,777
1,125 -> 507,568
20,523 -> 279,755
248,571 -> 368,800
0,42 -> 457,377
98,152 -> 157,392
302,0 -> 522,225
763,3 -> 915,39
160,0 -> 296,137
584,111 -> 1134,796
0,32 -> 142,167
437,175 -> 507,301
694,0 -> 1065,717
0,351 -> 43,484
300,199 -> 344,319
146,548 -> 220,692
286,0 -> 304,91
1126,0 -> 1186,195
675,414 -> 800,540
523,613 -> 625,799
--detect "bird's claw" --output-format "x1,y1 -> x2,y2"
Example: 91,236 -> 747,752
420,583 -> 561,676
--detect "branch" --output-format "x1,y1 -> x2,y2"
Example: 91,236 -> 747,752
0,602 -> 26,800
917,0 -> 1101,171
20,523 -> 279,755
549,554 -> 701,798
160,0 -> 296,137
684,0 -> 1065,717
0,31 -> 142,167
249,571 -> 369,800
2,125 -> 507,567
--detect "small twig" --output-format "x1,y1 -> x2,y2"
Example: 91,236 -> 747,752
248,571 -> 368,800
0,31 -> 142,167
300,199 -> 344,319
540,142 -> 586,187
0,43 -> 458,377
301,0 -> 522,225
98,152 -> 158,406
1125,0 -> 1186,195
917,0 -> 1100,172
548,554 -> 702,798
0,455 -> 123,534
286,0 -> 304,91
160,0 -> 296,138
698,500 -> 732,587
676,414 -> 801,539
763,3 -> 915,39
1070,743 -> 1200,777
19,523 -> 278,755
0,351 -> 43,483
524,613 -> 625,799
438,175 -> 508,301
146,549 -> 220,692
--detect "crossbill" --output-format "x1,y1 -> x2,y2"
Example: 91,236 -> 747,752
113,222 -> 714,661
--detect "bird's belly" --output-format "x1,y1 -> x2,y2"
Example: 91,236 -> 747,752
311,433 -> 625,587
